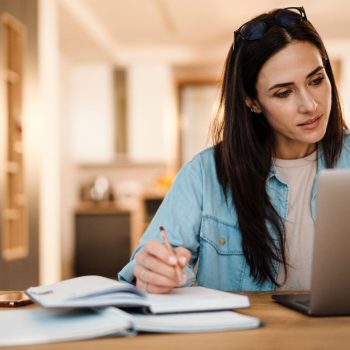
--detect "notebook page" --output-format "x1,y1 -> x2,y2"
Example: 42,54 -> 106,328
147,286 -> 250,314
0,307 -> 131,347
131,311 -> 260,333
27,276 -> 145,308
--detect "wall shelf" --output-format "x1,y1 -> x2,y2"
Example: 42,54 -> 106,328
3,208 -> 20,220
6,69 -> 19,83
6,161 -> 20,173
1,13 -> 27,261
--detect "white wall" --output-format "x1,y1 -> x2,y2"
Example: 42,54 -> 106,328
70,63 -> 115,163
127,63 -> 177,164
60,55 -> 78,279
180,84 -> 219,163
39,0 -> 62,284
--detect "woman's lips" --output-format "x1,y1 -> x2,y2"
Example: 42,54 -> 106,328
298,115 -> 322,130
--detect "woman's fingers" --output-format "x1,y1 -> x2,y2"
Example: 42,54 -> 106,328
143,240 -> 178,266
134,240 -> 179,293
135,278 -> 173,294
174,247 -> 191,267
133,240 -> 192,294
134,264 -> 178,288
135,250 -> 177,280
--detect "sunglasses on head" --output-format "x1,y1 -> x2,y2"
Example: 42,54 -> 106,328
234,7 -> 308,47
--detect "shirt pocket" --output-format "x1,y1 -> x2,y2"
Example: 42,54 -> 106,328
197,215 -> 248,291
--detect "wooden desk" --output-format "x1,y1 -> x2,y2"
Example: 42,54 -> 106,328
5,292 -> 350,350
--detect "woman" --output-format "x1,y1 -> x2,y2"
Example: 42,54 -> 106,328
119,7 -> 349,293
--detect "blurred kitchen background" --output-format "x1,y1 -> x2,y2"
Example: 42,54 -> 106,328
1,0 -> 350,289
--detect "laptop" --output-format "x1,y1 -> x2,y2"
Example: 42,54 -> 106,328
272,169 -> 350,316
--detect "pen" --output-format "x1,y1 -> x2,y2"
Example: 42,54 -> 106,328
159,225 -> 183,283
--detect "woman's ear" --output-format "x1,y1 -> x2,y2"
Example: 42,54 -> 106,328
244,97 -> 262,114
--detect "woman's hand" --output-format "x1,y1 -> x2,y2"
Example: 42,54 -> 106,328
133,239 -> 191,294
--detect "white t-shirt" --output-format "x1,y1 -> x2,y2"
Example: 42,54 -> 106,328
275,150 -> 317,291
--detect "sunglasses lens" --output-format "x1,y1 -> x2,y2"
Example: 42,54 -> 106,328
275,9 -> 302,28
240,21 -> 267,41
235,8 -> 305,45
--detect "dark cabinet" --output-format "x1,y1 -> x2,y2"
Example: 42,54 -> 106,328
75,205 -> 131,279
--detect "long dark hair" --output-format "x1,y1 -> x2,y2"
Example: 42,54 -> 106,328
213,9 -> 346,287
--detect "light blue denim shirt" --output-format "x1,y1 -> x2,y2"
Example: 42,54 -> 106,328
119,132 -> 350,291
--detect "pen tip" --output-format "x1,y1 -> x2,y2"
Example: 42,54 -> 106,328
159,225 -> 164,231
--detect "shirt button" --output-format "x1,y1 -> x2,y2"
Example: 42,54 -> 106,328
219,238 -> 226,245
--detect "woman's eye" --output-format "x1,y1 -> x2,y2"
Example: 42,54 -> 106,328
275,90 -> 291,98
310,76 -> 324,86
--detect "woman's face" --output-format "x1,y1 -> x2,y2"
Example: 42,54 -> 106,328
252,41 -> 332,159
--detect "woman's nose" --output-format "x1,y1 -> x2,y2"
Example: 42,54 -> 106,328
298,89 -> 318,114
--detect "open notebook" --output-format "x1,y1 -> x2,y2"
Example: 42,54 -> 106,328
26,275 -> 250,314
0,306 -> 260,347
0,275 -> 261,346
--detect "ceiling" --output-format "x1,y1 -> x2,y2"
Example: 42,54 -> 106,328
59,0 -> 350,66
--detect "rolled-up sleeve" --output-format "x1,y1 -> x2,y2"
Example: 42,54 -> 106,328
118,155 -> 204,284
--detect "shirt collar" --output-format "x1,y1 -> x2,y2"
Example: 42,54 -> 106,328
267,164 -> 277,181
267,144 -> 325,182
